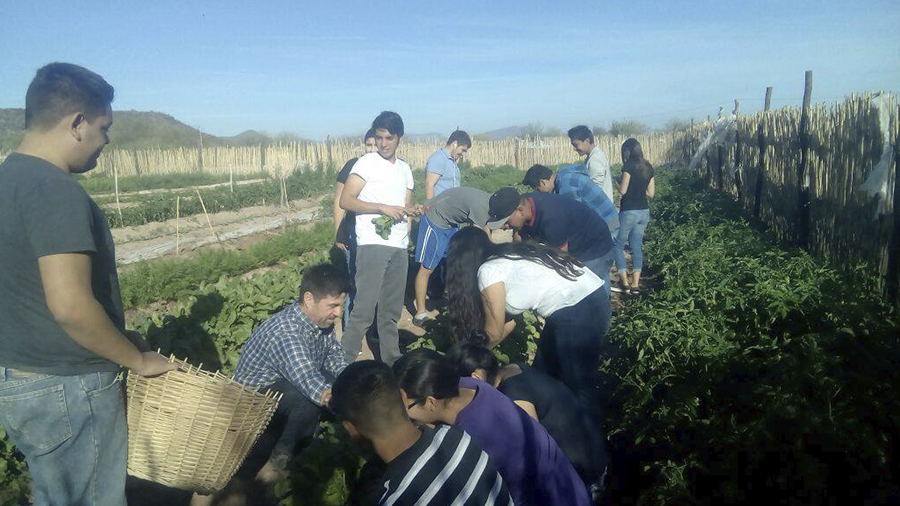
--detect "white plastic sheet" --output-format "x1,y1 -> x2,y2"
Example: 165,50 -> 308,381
859,92 -> 895,218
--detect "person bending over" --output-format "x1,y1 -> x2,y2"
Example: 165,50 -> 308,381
331,360 -> 513,506
445,342 -> 608,488
393,349 -> 591,506
445,226 -> 610,423
412,186 -> 519,326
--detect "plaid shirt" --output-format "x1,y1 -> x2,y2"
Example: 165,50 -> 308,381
234,300 -> 348,405
556,164 -> 618,226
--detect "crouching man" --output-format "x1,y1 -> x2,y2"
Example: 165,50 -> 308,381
233,263 -> 352,481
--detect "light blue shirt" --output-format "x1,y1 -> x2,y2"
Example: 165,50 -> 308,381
425,147 -> 460,196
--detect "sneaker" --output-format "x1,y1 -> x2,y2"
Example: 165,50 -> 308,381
629,285 -> 641,295
413,312 -> 434,327
609,285 -> 626,294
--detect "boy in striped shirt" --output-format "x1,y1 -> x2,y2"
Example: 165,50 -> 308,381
332,361 -> 513,506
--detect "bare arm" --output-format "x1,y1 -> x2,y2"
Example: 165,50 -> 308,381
333,183 -> 347,249
340,174 -> 407,219
38,253 -> 175,376
481,283 -> 515,347
425,172 -> 440,200
646,177 -> 656,199
513,400 -> 539,421
619,171 -> 631,196
406,189 -> 414,234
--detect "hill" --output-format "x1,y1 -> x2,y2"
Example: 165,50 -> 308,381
0,109 -> 297,151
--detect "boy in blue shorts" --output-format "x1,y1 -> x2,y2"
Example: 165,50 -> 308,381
413,187 -> 519,326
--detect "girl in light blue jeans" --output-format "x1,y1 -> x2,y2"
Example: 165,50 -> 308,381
615,139 -> 655,293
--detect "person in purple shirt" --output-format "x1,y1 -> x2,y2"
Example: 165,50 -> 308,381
393,348 -> 591,506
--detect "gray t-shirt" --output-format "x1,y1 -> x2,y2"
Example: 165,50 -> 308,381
0,153 -> 123,375
423,187 -> 491,229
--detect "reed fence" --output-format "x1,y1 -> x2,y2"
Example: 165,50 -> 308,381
0,132 -> 681,179
678,89 -> 899,303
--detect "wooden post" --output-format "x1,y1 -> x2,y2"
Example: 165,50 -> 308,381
113,164 -> 124,225
797,70 -> 813,249
514,138 -> 520,170
326,135 -> 333,170
754,87 -> 773,219
734,99 -> 743,201
195,189 -> 222,245
885,114 -> 900,304
197,129 -> 204,173
175,196 -> 181,255
260,143 -> 267,174
716,144 -> 725,190
229,165 -> 234,194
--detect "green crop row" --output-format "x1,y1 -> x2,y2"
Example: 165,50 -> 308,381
601,170 -> 900,505
77,171 -> 268,196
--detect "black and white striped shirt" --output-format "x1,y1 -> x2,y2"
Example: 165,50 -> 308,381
378,425 -> 514,506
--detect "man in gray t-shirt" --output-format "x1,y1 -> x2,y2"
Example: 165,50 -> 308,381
412,187 -> 518,326
0,63 -> 174,506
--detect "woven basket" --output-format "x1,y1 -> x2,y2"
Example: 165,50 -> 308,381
126,357 -> 281,493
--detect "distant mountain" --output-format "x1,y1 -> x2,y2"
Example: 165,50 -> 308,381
475,126 -> 529,140
0,109 -> 302,151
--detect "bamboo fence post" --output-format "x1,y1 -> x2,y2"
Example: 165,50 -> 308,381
797,70 -> 814,249
113,164 -> 124,225
195,189 -> 222,245
175,196 -> 181,255
734,99 -> 743,201
229,165 -> 234,194
197,129 -> 204,173
886,105 -> 900,303
754,86 -> 773,219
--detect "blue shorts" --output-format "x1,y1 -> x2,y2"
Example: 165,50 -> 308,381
415,214 -> 458,270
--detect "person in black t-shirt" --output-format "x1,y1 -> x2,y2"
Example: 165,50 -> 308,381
332,361 -> 513,506
445,342 -> 609,487
614,138 -> 656,294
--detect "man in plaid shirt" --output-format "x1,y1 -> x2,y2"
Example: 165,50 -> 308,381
233,263 -> 352,483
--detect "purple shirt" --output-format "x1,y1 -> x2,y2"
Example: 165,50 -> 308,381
454,377 -> 591,506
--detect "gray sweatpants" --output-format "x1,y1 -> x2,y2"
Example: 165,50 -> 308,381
342,244 -> 408,365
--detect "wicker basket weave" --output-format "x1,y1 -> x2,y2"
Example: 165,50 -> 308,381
126,357 -> 281,493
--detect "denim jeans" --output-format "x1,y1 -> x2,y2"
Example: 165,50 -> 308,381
0,367 -> 127,506
533,288 -> 611,422
615,209 -> 651,273
582,248 -> 615,299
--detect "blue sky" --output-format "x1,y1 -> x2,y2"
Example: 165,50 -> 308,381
1,0 -> 897,139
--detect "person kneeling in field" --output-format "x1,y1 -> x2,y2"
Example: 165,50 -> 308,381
393,348 -> 592,506
412,186 -> 519,327
232,263 -> 352,482
445,342 -> 609,494
332,360 -> 514,506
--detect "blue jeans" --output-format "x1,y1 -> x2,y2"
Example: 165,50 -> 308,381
582,248 -> 615,299
615,209 -> 651,273
533,288 -> 611,422
0,367 -> 127,506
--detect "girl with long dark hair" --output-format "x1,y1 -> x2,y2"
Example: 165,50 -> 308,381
444,226 -> 610,423
615,138 -> 656,293
392,348 -> 592,506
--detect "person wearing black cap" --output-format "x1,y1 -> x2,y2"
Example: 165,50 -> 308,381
502,190 -> 615,297
412,187 -> 518,326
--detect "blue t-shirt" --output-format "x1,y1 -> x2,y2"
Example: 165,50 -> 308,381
520,192 -> 613,261
454,377 -> 591,506
425,148 -> 460,196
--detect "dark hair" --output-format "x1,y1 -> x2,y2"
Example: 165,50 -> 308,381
25,63 -> 115,130
332,361 -> 407,437
621,138 -> 653,181
567,125 -> 594,144
445,342 -> 500,384
445,227 -> 584,343
364,127 -> 377,140
372,111 -> 404,138
299,263 -> 353,300
521,164 -> 554,189
447,130 -> 472,148
392,348 -> 460,403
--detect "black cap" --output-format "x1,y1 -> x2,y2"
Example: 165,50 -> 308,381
487,187 -> 520,229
